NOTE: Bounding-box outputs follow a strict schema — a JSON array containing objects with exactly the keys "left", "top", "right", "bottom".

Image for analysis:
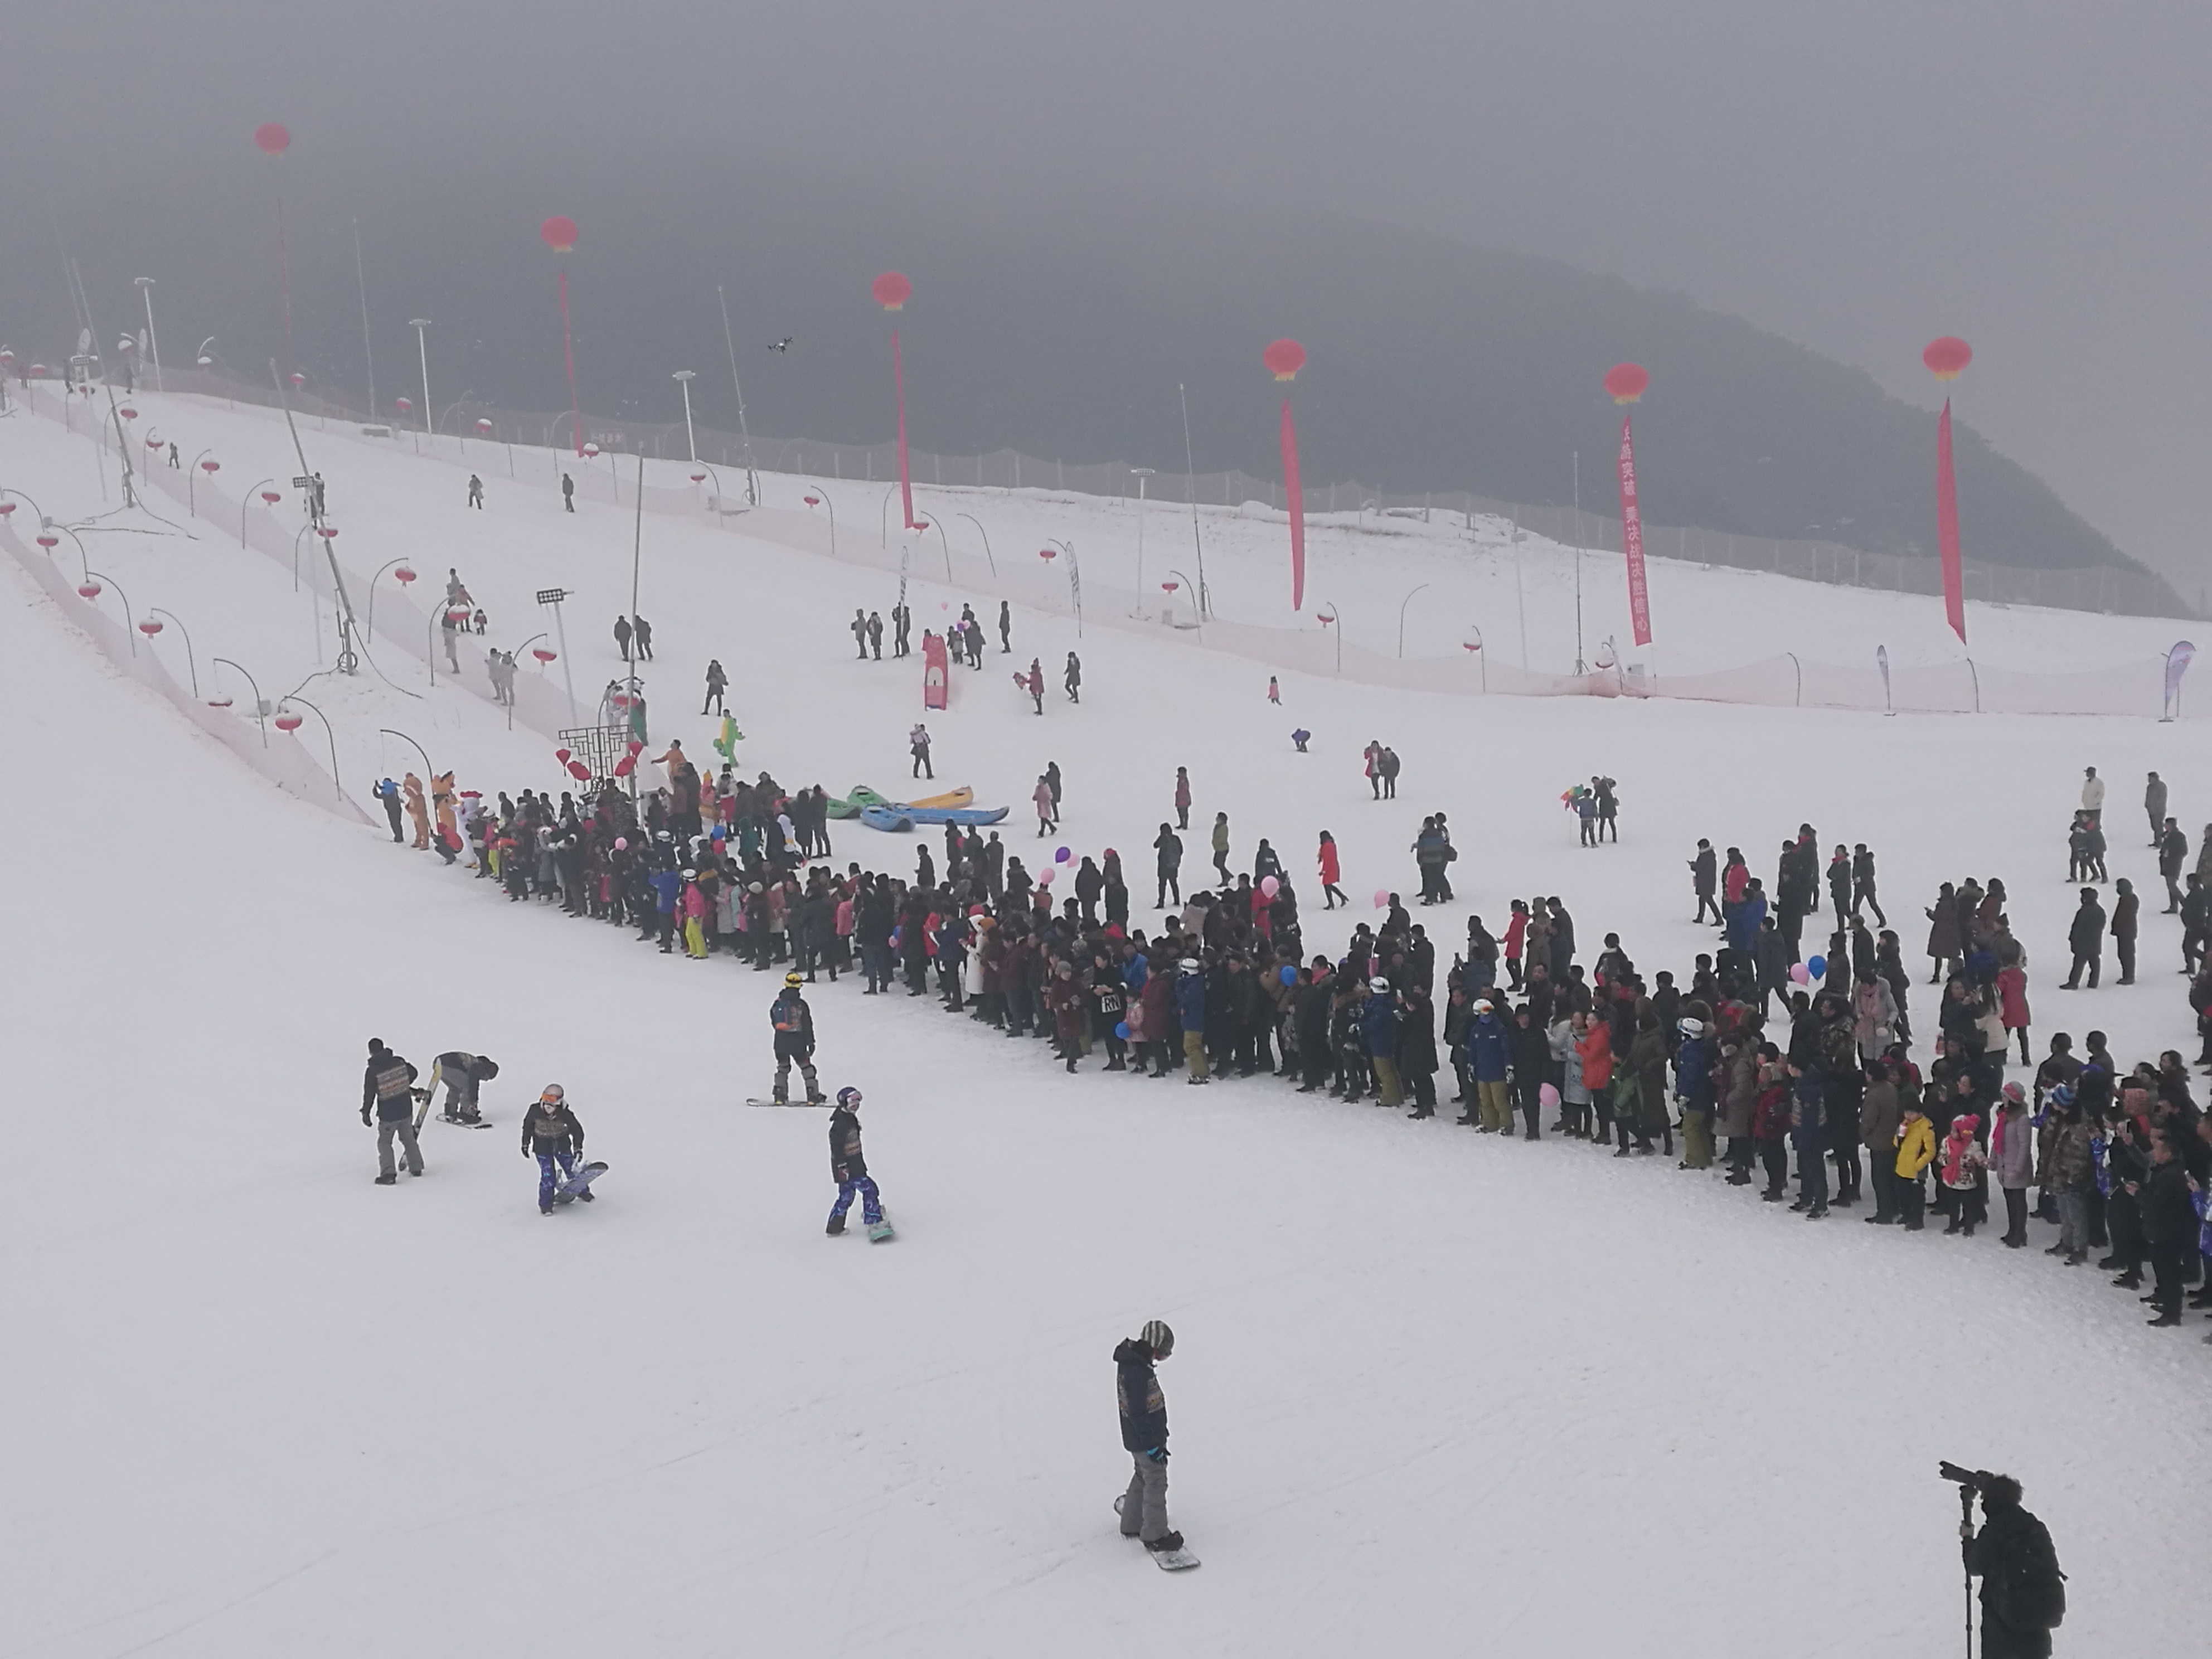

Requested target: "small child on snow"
[
  {"left": 826, "top": 1086, "right": 885, "bottom": 1236},
  {"left": 1894, "top": 1100, "right": 1936, "bottom": 1230},
  {"left": 1939, "top": 1112, "right": 1988, "bottom": 1236}
]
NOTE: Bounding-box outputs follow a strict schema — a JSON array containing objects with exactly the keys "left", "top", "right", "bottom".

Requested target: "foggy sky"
[{"left": 6, "top": 1, "right": 2206, "bottom": 591}]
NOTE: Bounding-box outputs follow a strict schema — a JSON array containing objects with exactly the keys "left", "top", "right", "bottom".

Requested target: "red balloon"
[
  {"left": 1604, "top": 362, "right": 1650, "bottom": 404},
  {"left": 254, "top": 123, "right": 291, "bottom": 156},
  {"left": 1263, "top": 338, "right": 1307, "bottom": 382},
  {"left": 872, "top": 271, "right": 913, "bottom": 311},
  {"left": 1923, "top": 336, "right": 1973, "bottom": 381},
  {"left": 541, "top": 215, "right": 579, "bottom": 253}
]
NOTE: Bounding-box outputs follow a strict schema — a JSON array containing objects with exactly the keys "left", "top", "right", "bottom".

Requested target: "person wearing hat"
[
  {"left": 1360, "top": 977, "right": 1404, "bottom": 1108},
  {"left": 1675, "top": 1018, "right": 1715, "bottom": 1168},
  {"left": 2060, "top": 887, "right": 2104, "bottom": 989},
  {"left": 1961, "top": 1472, "right": 2065, "bottom": 1655},
  {"left": 520, "top": 1084, "right": 587, "bottom": 1215},
  {"left": 361, "top": 1039, "right": 422, "bottom": 1185},
  {"left": 824, "top": 1087, "right": 885, "bottom": 1236},
  {"left": 1174, "top": 959, "right": 1210, "bottom": 1084},
  {"left": 1113, "top": 1320, "right": 1183, "bottom": 1556},
  {"left": 769, "top": 972, "right": 824, "bottom": 1105},
  {"left": 1462, "top": 996, "right": 1510, "bottom": 1131},
  {"left": 428, "top": 1050, "right": 500, "bottom": 1126},
  {"left": 1991, "top": 1084, "right": 2035, "bottom": 1246}
]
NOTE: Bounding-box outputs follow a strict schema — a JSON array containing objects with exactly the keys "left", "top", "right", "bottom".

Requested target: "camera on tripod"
[{"left": 1938, "top": 1460, "right": 1989, "bottom": 1493}]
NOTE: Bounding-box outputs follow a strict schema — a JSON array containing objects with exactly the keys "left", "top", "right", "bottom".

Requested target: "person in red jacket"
[{"left": 1317, "top": 830, "right": 1346, "bottom": 909}]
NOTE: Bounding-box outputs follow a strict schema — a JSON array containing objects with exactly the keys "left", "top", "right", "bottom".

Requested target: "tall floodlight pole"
[
  {"left": 672, "top": 370, "right": 698, "bottom": 462},
  {"left": 717, "top": 285, "right": 760, "bottom": 506},
  {"left": 1131, "top": 467, "right": 1154, "bottom": 614},
  {"left": 352, "top": 222, "right": 377, "bottom": 419},
  {"left": 1572, "top": 449, "right": 1585, "bottom": 674},
  {"left": 133, "top": 279, "right": 162, "bottom": 392},
  {"left": 409, "top": 319, "right": 433, "bottom": 436}
]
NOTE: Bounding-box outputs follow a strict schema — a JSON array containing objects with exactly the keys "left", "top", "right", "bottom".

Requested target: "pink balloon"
[
  {"left": 1789, "top": 963, "right": 1811, "bottom": 985},
  {"left": 1038, "top": 865, "right": 1056, "bottom": 884},
  {"left": 614, "top": 837, "right": 628, "bottom": 850},
  {"left": 1259, "top": 875, "right": 1279, "bottom": 898},
  {"left": 1372, "top": 889, "right": 1390, "bottom": 909},
  {"left": 1539, "top": 1083, "right": 1560, "bottom": 1109}
]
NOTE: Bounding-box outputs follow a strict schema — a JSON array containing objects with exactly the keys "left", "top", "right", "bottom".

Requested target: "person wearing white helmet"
[
  {"left": 1675, "top": 1018, "right": 1716, "bottom": 1170},
  {"left": 520, "top": 1084, "right": 587, "bottom": 1215},
  {"left": 824, "top": 1087, "right": 887, "bottom": 1237},
  {"left": 1360, "top": 977, "right": 1403, "bottom": 1108}
]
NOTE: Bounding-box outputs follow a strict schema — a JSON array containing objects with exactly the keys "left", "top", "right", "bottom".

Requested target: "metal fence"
[{"left": 117, "top": 365, "right": 2190, "bottom": 621}]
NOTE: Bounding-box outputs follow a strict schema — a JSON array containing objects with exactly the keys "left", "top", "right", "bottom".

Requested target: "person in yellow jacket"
[
  {"left": 1894, "top": 1102, "right": 1937, "bottom": 1231},
  {"left": 402, "top": 772, "right": 431, "bottom": 850}
]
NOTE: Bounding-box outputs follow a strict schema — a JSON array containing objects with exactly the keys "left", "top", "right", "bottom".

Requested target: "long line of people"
[{"left": 404, "top": 761, "right": 2212, "bottom": 1341}]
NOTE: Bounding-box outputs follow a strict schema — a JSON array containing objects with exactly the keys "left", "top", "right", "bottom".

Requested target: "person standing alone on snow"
[
  {"left": 2080, "top": 764, "right": 2104, "bottom": 824},
  {"left": 561, "top": 473, "right": 575, "bottom": 512},
  {"left": 1114, "top": 1321, "right": 1185, "bottom": 1558},
  {"left": 361, "top": 1039, "right": 421, "bottom": 1185},
  {"left": 520, "top": 1084, "right": 588, "bottom": 1215},
  {"left": 824, "top": 1086, "right": 884, "bottom": 1235},
  {"left": 1173, "top": 766, "right": 1192, "bottom": 830},
  {"left": 702, "top": 658, "right": 727, "bottom": 715},
  {"left": 770, "top": 972, "right": 824, "bottom": 1105},
  {"left": 1065, "top": 652, "right": 1082, "bottom": 702},
  {"left": 467, "top": 474, "right": 484, "bottom": 509},
  {"left": 910, "top": 723, "right": 933, "bottom": 780}
]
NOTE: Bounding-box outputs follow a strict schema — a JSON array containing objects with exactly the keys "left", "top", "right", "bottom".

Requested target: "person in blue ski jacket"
[
  {"left": 1463, "top": 999, "right": 1512, "bottom": 1131},
  {"left": 1360, "top": 978, "right": 1404, "bottom": 1107},
  {"left": 1675, "top": 1022, "right": 1715, "bottom": 1167},
  {"left": 1174, "top": 960, "right": 1210, "bottom": 1083},
  {"left": 1729, "top": 883, "right": 1769, "bottom": 958},
  {"left": 649, "top": 864, "right": 683, "bottom": 953}
]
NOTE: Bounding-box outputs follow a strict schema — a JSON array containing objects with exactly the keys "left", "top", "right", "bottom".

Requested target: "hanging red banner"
[
  {"left": 1281, "top": 399, "right": 1305, "bottom": 610},
  {"left": 1617, "top": 414, "right": 1652, "bottom": 647},
  {"left": 1936, "top": 399, "right": 1966, "bottom": 643}
]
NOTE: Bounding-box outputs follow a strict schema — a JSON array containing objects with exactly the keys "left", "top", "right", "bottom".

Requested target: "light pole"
[
  {"left": 881, "top": 484, "right": 901, "bottom": 549},
  {"left": 1131, "top": 467, "right": 1155, "bottom": 613},
  {"left": 1317, "top": 600, "right": 1342, "bottom": 672},
  {"left": 48, "top": 523, "right": 92, "bottom": 583},
  {"left": 1397, "top": 583, "right": 1430, "bottom": 658},
  {"left": 1042, "top": 538, "right": 1081, "bottom": 637},
  {"left": 148, "top": 607, "right": 198, "bottom": 693},
  {"left": 134, "top": 278, "right": 162, "bottom": 392},
  {"left": 536, "top": 586, "right": 579, "bottom": 721},
  {"left": 409, "top": 319, "right": 433, "bottom": 436},
  {"left": 716, "top": 285, "right": 760, "bottom": 505},
  {"left": 672, "top": 370, "right": 698, "bottom": 462},
  {"left": 379, "top": 728, "right": 434, "bottom": 782},
  {"left": 1571, "top": 449, "right": 1585, "bottom": 674},
  {"left": 188, "top": 450, "right": 218, "bottom": 515},
  {"left": 1462, "top": 623, "right": 1487, "bottom": 692},
  {"left": 211, "top": 657, "right": 269, "bottom": 745},
  {"left": 278, "top": 694, "right": 343, "bottom": 798},
  {"left": 803, "top": 488, "right": 837, "bottom": 557},
  {"left": 1511, "top": 523, "right": 1530, "bottom": 671},
  {"left": 365, "top": 557, "right": 418, "bottom": 642},
  {"left": 240, "top": 478, "right": 277, "bottom": 547},
  {"left": 81, "top": 570, "right": 137, "bottom": 653},
  {"left": 912, "top": 512, "right": 954, "bottom": 581},
  {"left": 292, "top": 522, "right": 317, "bottom": 591},
  {"left": 953, "top": 512, "right": 997, "bottom": 578}
]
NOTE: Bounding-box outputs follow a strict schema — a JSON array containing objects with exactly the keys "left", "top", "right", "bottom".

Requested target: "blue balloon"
[
  {"left": 1114, "top": 1021, "right": 1131, "bottom": 1040},
  {"left": 1807, "top": 954, "right": 1827, "bottom": 978},
  {"left": 1279, "top": 964, "right": 1298, "bottom": 987}
]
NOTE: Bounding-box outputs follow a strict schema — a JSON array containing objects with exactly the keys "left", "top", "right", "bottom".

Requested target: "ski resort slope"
[{"left": 4, "top": 395, "right": 2211, "bottom": 1656}]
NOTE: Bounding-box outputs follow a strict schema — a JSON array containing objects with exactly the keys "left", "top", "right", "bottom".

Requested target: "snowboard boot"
[
  {"left": 1143, "top": 1531, "right": 1185, "bottom": 1554},
  {"left": 826, "top": 1213, "right": 847, "bottom": 1236},
  {"left": 540, "top": 1204, "right": 554, "bottom": 1215}
]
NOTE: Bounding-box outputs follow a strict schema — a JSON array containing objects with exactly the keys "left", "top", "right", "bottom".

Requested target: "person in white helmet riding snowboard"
[
  {"left": 521, "top": 1084, "right": 589, "bottom": 1215},
  {"left": 825, "top": 1086, "right": 891, "bottom": 1239},
  {"left": 1114, "top": 1320, "right": 1196, "bottom": 1568}
]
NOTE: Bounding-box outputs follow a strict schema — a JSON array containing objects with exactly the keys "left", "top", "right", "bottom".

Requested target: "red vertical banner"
[
  {"left": 1617, "top": 414, "right": 1652, "bottom": 647},
  {"left": 1936, "top": 399, "right": 1966, "bottom": 643},
  {"left": 1280, "top": 400, "right": 1305, "bottom": 610},
  {"left": 541, "top": 217, "right": 584, "bottom": 455}
]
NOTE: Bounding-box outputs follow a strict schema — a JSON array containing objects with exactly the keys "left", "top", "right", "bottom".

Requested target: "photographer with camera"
[{"left": 1945, "top": 1463, "right": 2065, "bottom": 1657}]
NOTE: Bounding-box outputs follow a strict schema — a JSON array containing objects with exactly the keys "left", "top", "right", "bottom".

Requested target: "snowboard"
[
  {"left": 1152, "top": 1548, "right": 1201, "bottom": 1572},
  {"left": 745, "top": 1098, "right": 829, "bottom": 1108},
  {"left": 438, "top": 1112, "right": 493, "bottom": 1129},
  {"left": 867, "top": 1217, "right": 895, "bottom": 1243},
  {"left": 410, "top": 1087, "right": 434, "bottom": 1133},
  {"left": 552, "top": 1161, "right": 608, "bottom": 1205}
]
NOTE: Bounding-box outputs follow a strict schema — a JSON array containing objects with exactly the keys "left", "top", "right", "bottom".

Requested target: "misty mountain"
[{"left": 4, "top": 157, "right": 2144, "bottom": 585}]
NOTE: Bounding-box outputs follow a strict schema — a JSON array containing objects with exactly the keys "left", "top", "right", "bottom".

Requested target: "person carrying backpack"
[{"left": 1961, "top": 1472, "right": 2064, "bottom": 1657}]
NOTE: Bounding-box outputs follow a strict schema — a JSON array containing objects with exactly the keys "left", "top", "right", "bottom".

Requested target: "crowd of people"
[{"left": 391, "top": 750, "right": 2212, "bottom": 1339}]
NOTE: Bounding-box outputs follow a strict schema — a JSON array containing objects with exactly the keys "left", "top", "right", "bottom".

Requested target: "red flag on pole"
[
  {"left": 1936, "top": 399, "right": 1966, "bottom": 643},
  {"left": 1617, "top": 415, "right": 1652, "bottom": 647}
]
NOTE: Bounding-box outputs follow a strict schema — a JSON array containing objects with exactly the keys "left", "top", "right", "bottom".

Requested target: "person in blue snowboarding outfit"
[
  {"left": 1113, "top": 1320, "right": 1185, "bottom": 1557},
  {"left": 824, "top": 1086, "right": 883, "bottom": 1235},
  {"left": 521, "top": 1084, "right": 589, "bottom": 1215}
]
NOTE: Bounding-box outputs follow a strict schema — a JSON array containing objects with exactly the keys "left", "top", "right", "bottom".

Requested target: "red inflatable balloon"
[
  {"left": 872, "top": 271, "right": 913, "bottom": 311},
  {"left": 1923, "top": 336, "right": 1973, "bottom": 381},
  {"left": 1263, "top": 338, "right": 1307, "bottom": 382},
  {"left": 541, "top": 215, "right": 579, "bottom": 253},
  {"left": 254, "top": 123, "right": 291, "bottom": 156},
  {"left": 1604, "top": 362, "right": 1650, "bottom": 404}
]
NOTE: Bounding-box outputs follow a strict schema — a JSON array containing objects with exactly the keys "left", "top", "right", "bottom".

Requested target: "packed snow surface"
[{"left": 3, "top": 393, "right": 2208, "bottom": 1656}]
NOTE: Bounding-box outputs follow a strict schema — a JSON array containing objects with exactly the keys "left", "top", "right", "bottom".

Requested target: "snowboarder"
[
  {"left": 770, "top": 971, "right": 823, "bottom": 1105},
  {"left": 1065, "top": 651, "right": 1082, "bottom": 703},
  {"left": 1114, "top": 1320, "right": 1187, "bottom": 1560},
  {"left": 561, "top": 473, "right": 575, "bottom": 512},
  {"left": 429, "top": 1050, "right": 501, "bottom": 1124},
  {"left": 910, "top": 722, "right": 933, "bottom": 780},
  {"left": 466, "top": 474, "right": 484, "bottom": 509},
  {"left": 702, "top": 658, "right": 727, "bottom": 715},
  {"left": 824, "top": 1086, "right": 886, "bottom": 1236},
  {"left": 361, "top": 1039, "right": 421, "bottom": 1184},
  {"left": 520, "top": 1084, "right": 589, "bottom": 1215}
]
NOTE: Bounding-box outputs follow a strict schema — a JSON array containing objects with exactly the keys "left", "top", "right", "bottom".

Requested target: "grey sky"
[{"left": 7, "top": 1, "right": 2206, "bottom": 589}]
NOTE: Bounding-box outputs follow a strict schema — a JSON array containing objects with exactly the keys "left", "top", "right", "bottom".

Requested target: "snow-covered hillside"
[{"left": 3, "top": 390, "right": 2208, "bottom": 1657}]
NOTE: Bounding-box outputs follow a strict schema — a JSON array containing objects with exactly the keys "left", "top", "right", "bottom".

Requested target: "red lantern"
[
  {"left": 555, "top": 748, "right": 573, "bottom": 764},
  {"left": 139, "top": 619, "right": 164, "bottom": 636},
  {"left": 275, "top": 712, "right": 304, "bottom": 732},
  {"left": 200, "top": 459, "right": 220, "bottom": 473},
  {"left": 1317, "top": 613, "right": 1334, "bottom": 627},
  {"left": 804, "top": 495, "right": 822, "bottom": 507},
  {"left": 626, "top": 739, "right": 645, "bottom": 755},
  {"left": 395, "top": 397, "right": 413, "bottom": 412},
  {"left": 567, "top": 760, "right": 592, "bottom": 781},
  {"left": 1263, "top": 338, "right": 1307, "bottom": 382},
  {"left": 541, "top": 215, "right": 579, "bottom": 254},
  {"left": 0, "top": 350, "right": 11, "bottom": 365},
  {"left": 1603, "top": 362, "right": 1650, "bottom": 404},
  {"left": 289, "top": 372, "right": 305, "bottom": 387},
  {"left": 1161, "top": 581, "right": 1178, "bottom": 592},
  {"left": 207, "top": 697, "right": 234, "bottom": 709},
  {"left": 317, "top": 526, "right": 338, "bottom": 539},
  {"left": 30, "top": 363, "right": 46, "bottom": 377},
  {"left": 912, "top": 518, "right": 930, "bottom": 531},
  {"left": 254, "top": 122, "right": 291, "bottom": 157},
  {"left": 1039, "top": 546, "right": 1057, "bottom": 560},
  {"left": 77, "top": 581, "right": 102, "bottom": 599},
  {"left": 394, "top": 567, "right": 417, "bottom": 585},
  {"left": 582, "top": 442, "right": 601, "bottom": 458},
  {"left": 476, "top": 417, "right": 494, "bottom": 433},
  {"left": 145, "top": 436, "right": 163, "bottom": 450},
  {"left": 36, "top": 533, "right": 59, "bottom": 549},
  {"left": 1923, "top": 336, "right": 1973, "bottom": 381},
  {"left": 260, "top": 490, "right": 281, "bottom": 504},
  {"left": 610, "top": 692, "right": 632, "bottom": 710},
  {"left": 872, "top": 271, "right": 913, "bottom": 312},
  {"left": 690, "top": 472, "right": 707, "bottom": 484},
  {"left": 532, "top": 647, "right": 557, "bottom": 663},
  {"left": 613, "top": 755, "right": 636, "bottom": 778},
  {"left": 0, "top": 501, "right": 13, "bottom": 516},
  {"left": 119, "top": 406, "right": 137, "bottom": 421}
]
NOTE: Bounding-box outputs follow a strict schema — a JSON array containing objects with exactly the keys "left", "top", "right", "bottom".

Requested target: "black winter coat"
[{"left": 1114, "top": 1339, "right": 1168, "bottom": 1452}]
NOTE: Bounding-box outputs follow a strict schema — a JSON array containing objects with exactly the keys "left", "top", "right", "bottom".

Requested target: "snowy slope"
[{"left": 3, "top": 394, "right": 2210, "bottom": 1657}]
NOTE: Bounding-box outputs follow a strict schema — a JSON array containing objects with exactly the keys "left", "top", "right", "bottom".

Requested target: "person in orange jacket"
[{"left": 402, "top": 772, "right": 431, "bottom": 850}]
